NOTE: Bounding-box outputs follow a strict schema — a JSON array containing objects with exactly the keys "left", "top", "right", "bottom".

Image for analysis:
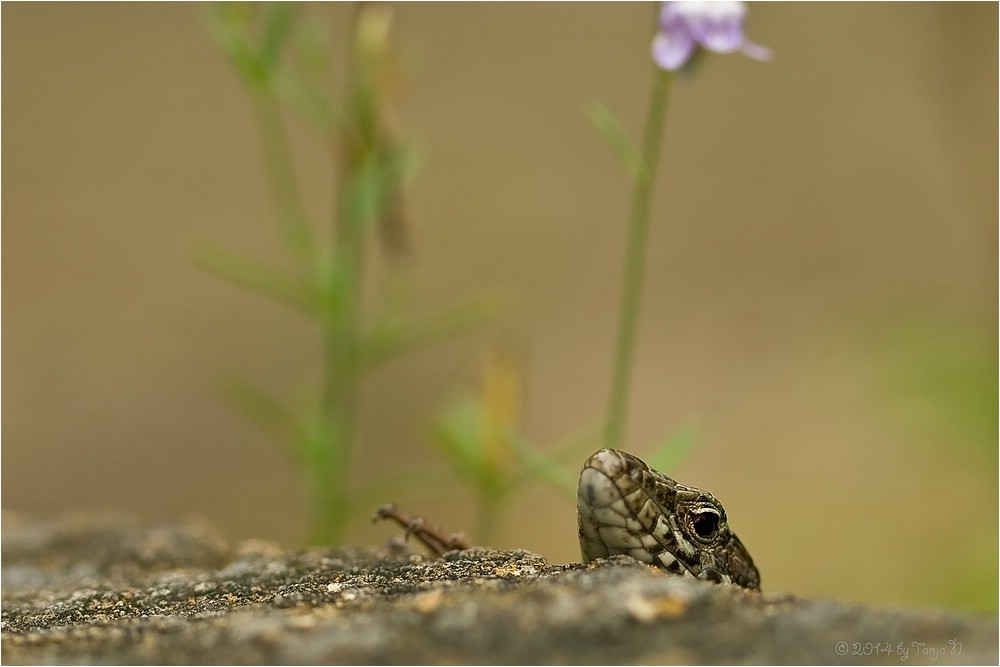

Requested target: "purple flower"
[{"left": 652, "top": 1, "right": 771, "bottom": 72}]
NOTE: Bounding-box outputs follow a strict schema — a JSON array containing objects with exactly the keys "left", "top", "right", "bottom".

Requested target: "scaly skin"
[{"left": 577, "top": 448, "right": 760, "bottom": 590}]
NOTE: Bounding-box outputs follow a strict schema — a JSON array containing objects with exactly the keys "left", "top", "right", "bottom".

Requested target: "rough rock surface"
[{"left": 1, "top": 512, "right": 996, "bottom": 665}]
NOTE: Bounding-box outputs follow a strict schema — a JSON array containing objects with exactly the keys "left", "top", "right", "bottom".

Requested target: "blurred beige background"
[{"left": 3, "top": 3, "right": 996, "bottom": 613}]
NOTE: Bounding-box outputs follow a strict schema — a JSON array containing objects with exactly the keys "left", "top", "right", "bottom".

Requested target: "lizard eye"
[{"left": 691, "top": 510, "right": 721, "bottom": 540}]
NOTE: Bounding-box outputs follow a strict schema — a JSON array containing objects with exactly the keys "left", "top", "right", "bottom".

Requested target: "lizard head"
[{"left": 577, "top": 448, "right": 761, "bottom": 591}]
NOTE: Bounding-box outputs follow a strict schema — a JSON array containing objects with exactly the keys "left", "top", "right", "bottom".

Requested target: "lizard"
[
  {"left": 374, "top": 447, "right": 760, "bottom": 591},
  {"left": 577, "top": 448, "right": 760, "bottom": 590}
]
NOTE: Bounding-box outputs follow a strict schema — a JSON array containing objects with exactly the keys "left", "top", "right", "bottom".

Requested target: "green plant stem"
[
  {"left": 306, "top": 424, "right": 348, "bottom": 545},
  {"left": 602, "top": 69, "right": 674, "bottom": 451},
  {"left": 250, "top": 86, "right": 353, "bottom": 545},
  {"left": 308, "top": 167, "right": 367, "bottom": 546},
  {"left": 251, "top": 93, "right": 314, "bottom": 261},
  {"left": 306, "top": 4, "right": 388, "bottom": 546}
]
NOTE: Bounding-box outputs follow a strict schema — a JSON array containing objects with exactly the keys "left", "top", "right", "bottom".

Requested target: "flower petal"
[
  {"left": 652, "top": 29, "right": 696, "bottom": 71},
  {"left": 691, "top": 14, "right": 746, "bottom": 53},
  {"left": 652, "top": 1, "right": 769, "bottom": 70},
  {"left": 740, "top": 40, "right": 772, "bottom": 62}
]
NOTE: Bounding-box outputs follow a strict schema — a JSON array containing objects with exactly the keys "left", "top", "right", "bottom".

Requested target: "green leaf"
[
  {"left": 205, "top": 4, "right": 267, "bottom": 89},
  {"left": 430, "top": 394, "right": 485, "bottom": 474},
  {"left": 429, "top": 394, "right": 506, "bottom": 498},
  {"left": 270, "top": 13, "right": 338, "bottom": 136},
  {"left": 644, "top": 423, "right": 699, "bottom": 474},
  {"left": 275, "top": 71, "right": 337, "bottom": 137},
  {"left": 258, "top": 4, "right": 296, "bottom": 77},
  {"left": 585, "top": 101, "right": 642, "bottom": 181},
  {"left": 361, "top": 291, "right": 507, "bottom": 370},
  {"left": 343, "top": 148, "right": 400, "bottom": 230},
  {"left": 194, "top": 245, "right": 318, "bottom": 315},
  {"left": 219, "top": 372, "right": 303, "bottom": 460},
  {"left": 509, "top": 431, "right": 577, "bottom": 499}
]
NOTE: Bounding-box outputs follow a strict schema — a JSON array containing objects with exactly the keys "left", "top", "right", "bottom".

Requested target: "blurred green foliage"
[
  {"left": 203, "top": 3, "right": 497, "bottom": 544},
  {"left": 203, "top": 3, "right": 707, "bottom": 547},
  {"left": 866, "top": 313, "right": 997, "bottom": 612}
]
